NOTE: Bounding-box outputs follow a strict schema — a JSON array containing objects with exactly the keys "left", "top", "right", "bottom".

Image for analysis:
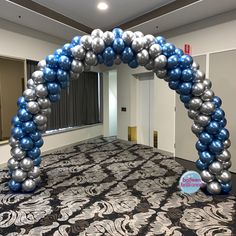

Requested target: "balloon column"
[{"left": 7, "top": 28, "right": 232, "bottom": 194}]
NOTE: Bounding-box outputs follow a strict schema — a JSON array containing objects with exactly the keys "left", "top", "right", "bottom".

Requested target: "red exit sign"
[{"left": 184, "top": 44, "right": 191, "bottom": 55}]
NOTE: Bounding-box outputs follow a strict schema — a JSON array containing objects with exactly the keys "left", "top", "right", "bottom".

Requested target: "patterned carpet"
[{"left": 0, "top": 137, "right": 235, "bottom": 236}]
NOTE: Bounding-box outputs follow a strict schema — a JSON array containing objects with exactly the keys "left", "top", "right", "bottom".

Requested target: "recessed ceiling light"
[{"left": 97, "top": 2, "right": 108, "bottom": 10}]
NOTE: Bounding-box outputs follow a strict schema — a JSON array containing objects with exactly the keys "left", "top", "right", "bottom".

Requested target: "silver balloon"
[
  {"left": 34, "top": 176, "right": 42, "bottom": 186},
  {"left": 223, "top": 139, "right": 231, "bottom": 149},
  {"left": 23, "top": 88, "right": 37, "bottom": 101},
  {"left": 37, "top": 98, "right": 51, "bottom": 109},
  {"left": 71, "top": 45, "right": 86, "bottom": 60},
  {"left": 134, "top": 31, "right": 144, "bottom": 38},
  {"left": 188, "top": 109, "right": 199, "bottom": 120},
  {"left": 11, "top": 147, "right": 26, "bottom": 161},
  {"left": 209, "top": 161, "right": 223, "bottom": 175},
  {"left": 188, "top": 98, "right": 202, "bottom": 111},
  {"left": 217, "top": 170, "right": 231, "bottom": 183},
  {"left": 216, "top": 149, "right": 231, "bottom": 162},
  {"left": 27, "top": 79, "right": 35, "bottom": 89},
  {"left": 26, "top": 101, "right": 40, "bottom": 114},
  {"left": 102, "top": 31, "right": 114, "bottom": 45},
  {"left": 9, "top": 137, "right": 20, "bottom": 148},
  {"left": 84, "top": 63, "right": 91, "bottom": 72},
  {"left": 20, "top": 158, "right": 34, "bottom": 171},
  {"left": 80, "top": 35, "right": 92, "bottom": 50},
  {"left": 37, "top": 59, "right": 46, "bottom": 71},
  {"left": 91, "top": 28, "right": 103, "bottom": 38},
  {"left": 114, "top": 55, "right": 121, "bottom": 65},
  {"left": 7, "top": 158, "right": 19, "bottom": 170},
  {"left": 200, "top": 102, "right": 215, "bottom": 115},
  {"left": 194, "top": 70, "right": 205, "bottom": 82},
  {"left": 85, "top": 51, "right": 98, "bottom": 66},
  {"left": 28, "top": 166, "right": 41, "bottom": 179},
  {"left": 22, "top": 178, "right": 36, "bottom": 192},
  {"left": 192, "top": 82, "right": 205, "bottom": 96},
  {"left": 144, "top": 60, "right": 154, "bottom": 70},
  {"left": 37, "top": 124, "right": 47, "bottom": 132},
  {"left": 200, "top": 170, "right": 214, "bottom": 183},
  {"left": 32, "top": 70, "right": 45, "bottom": 84},
  {"left": 201, "top": 89, "right": 214, "bottom": 102},
  {"left": 155, "top": 69, "right": 167, "bottom": 79},
  {"left": 143, "top": 34, "right": 155, "bottom": 49},
  {"left": 71, "top": 60, "right": 84, "bottom": 73},
  {"left": 40, "top": 108, "right": 51, "bottom": 117},
  {"left": 33, "top": 114, "right": 47, "bottom": 126},
  {"left": 92, "top": 37, "right": 105, "bottom": 54},
  {"left": 122, "top": 31, "right": 134, "bottom": 45},
  {"left": 35, "top": 84, "right": 48, "bottom": 98},
  {"left": 195, "top": 115, "right": 210, "bottom": 127},
  {"left": 131, "top": 38, "right": 144, "bottom": 52},
  {"left": 136, "top": 49, "right": 149, "bottom": 66},
  {"left": 149, "top": 44, "right": 162, "bottom": 59},
  {"left": 191, "top": 123, "right": 204, "bottom": 135},
  {"left": 154, "top": 55, "right": 167, "bottom": 70},
  {"left": 222, "top": 160, "right": 232, "bottom": 170},
  {"left": 12, "top": 169, "right": 27, "bottom": 182},
  {"left": 203, "top": 79, "right": 212, "bottom": 89},
  {"left": 207, "top": 181, "right": 221, "bottom": 194},
  {"left": 191, "top": 61, "right": 200, "bottom": 70}
]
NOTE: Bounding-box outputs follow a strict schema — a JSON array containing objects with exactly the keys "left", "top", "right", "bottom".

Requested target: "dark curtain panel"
[{"left": 26, "top": 60, "right": 38, "bottom": 80}]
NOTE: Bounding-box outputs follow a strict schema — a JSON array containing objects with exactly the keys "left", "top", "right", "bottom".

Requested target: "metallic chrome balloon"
[
  {"left": 92, "top": 37, "right": 105, "bottom": 54},
  {"left": 201, "top": 89, "right": 214, "bottom": 102},
  {"left": 143, "top": 34, "right": 155, "bottom": 49},
  {"left": 71, "top": 60, "right": 84, "bottom": 73},
  {"left": 34, "top": 176, "right": 42, "bottom": 186},
  {"left": 40, "top": 108, "right": 51, "bottom": 117},
  {"left": 154, "top": 55, "right": 167, "bottom": 70},
  {"left": 136, "top": 49, "right": 149, "bottom": 66},
  {"left": 191, "top": 61, "right": 199, "bottom": 70},
  {"left": 37, "top": 98, "right": 51, "bottom": 109},
  {"left": 223, "top": 139, "right": 231, "bottom": 149},
  {"left": 203, "top": 79, "right": 212, "bottom": 89},
  {"left": 131, "top": 38, "right": 144, "bottom": 52},
  {"left": 149, "top": 44, "right": 162, "bottom": 59},
  {"left": 33, "top": 114, "right": 47, "bottom": 126},
  {"left": 9, "top": 137, "right": 20, "bottom": 148},
  {"left": 200, "top": 170, "right": 214, "bottom": 183},
  {"left": 7, "top": 158, "right": 19, "bottom": 170},
  {"left": 191, "top": 123, "right": 204, "bottom": 135},
  {"left": 195, "top": 115, "right": 210, "bottom": 127},
  {"left": 102, "top": 31, "right": 114, "bottom": 45},
  {"left": 194, "top": 70, "right": 205, "bottom": 82},
  {"left": 11, "top": 147, "right": 26, "bottom": 161},
  {"left": 12, "top": 169, "right": 27, "bottom": 182},
  {"left": 71, "top": 45, "right": 86, "bottom": 60},
  {"left": 217, "top": 170, "right": 231, "bottom": 183},
  {"left": 84, "top": 63, "right": 91, "bottom": 72},
  {"left": 91, "top": 28, "right": 103, "bottom": 38},
  {"left": 27, "top": 79, "right": 35, "bottom": 89},
  {"left": 122, "top": 31, "right": 134, "bottom": 45},
  {"left": 20, "top": 158, "right": 34, "bottom": 171},
  {"left": 144, "top": 59, "right": 154, "bottom": 70},
  {"left": 222, "top": 160, "right": 232, "bottom": 170},
  {"left": 26, "top": 101, "right": 40, "bottom": 114},
  {"left": 37, "top": 124, "right": 47, "bottom": 132},
  {"left": 188, "top": 98, "right": 202, "bottom": 111},
  {"left": 32, "top": 70, "right": 45, "bottom": 84},
  {"left": 28, "top": 166, "right": 41, "bottom": 179},
  {"left": 80, "top": 35, "right": 92, "bottom": 50},
  {"left": 134, "top": 31, "right": 144, "bottom": 38},
  {"left": 114, "top": 55, "right": 121, "bottom": 65},
  {"left": 216, "top": 149, "right": 231, "bottom": 162},
  {"left": 209, "top": 161, "right": 223, "bottom": 175},
  {"left": 85, "top": 51, "right": 98, "bottom": 66},
  {"left": 37, "top": 59, "right": 46, "bottom": 71},
  {"left": 200, "top": 102, "right": 215, "bottom": 115},
  {"left": 192, "top": 82, "right": 205, "bottom": 96},
  {"left": 188, "top": 109, "right": 199, "bottom": 120},
  {"left": 23, "top": 88, "right": 37, "bottom": 101},
  {"left": 35, "top": 84, "right": 48, "bottom": 98},
  {"left": 22, "top": 178, "right": 36, "bottom": 192},
  {"left": 207, "top": 181, "right": 221, "bottom": 194},
  {"left": 155, "top": 69, "right": 167, "bottom": 79}
]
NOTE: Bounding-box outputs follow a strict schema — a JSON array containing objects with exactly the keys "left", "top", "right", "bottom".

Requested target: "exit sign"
[{"left": 184, "top": 44, "right": 191, "bottom": 55}]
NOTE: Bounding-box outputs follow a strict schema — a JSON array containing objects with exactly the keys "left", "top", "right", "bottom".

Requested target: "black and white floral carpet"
[{"left": 0, "top": 137, "right": 235, "bottom": 236}]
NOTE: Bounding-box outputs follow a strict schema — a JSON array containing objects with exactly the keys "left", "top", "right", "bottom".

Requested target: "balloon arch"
[{"left": 8, "top": 28, "right": 232, "bottom": 195}]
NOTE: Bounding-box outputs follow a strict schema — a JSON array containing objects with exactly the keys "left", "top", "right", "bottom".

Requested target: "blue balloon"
[
  {"left": 179, "top": 55, "right": 193, "bottom": 69},
  {"left": 175, "top": 48, "right": 184, "bottom": 57},
  {"left": 11, "top": 127, "right": 25, "bottom": 140},
  {"left": 212, "top": 96, "right": 222, "bottom": 108},
  {"left": 206, "top": 121, "right": 220, "bottom": 135},
  {"left": 49, "top": 93, "right": 60, "bottom": 103},
  {"left": 196, "top": 159, "right": 208, "bottom": 170},
  {"left": 162, "top": 43, "right": 175, "bottom": 56},
  {"left": 112, "top": 38, "right": 125, "bottom": 54},
  {"left": 184, "top": 103, "right": 189, "bottom": 109},
  {"left": 167, "top": 55, "right": 179, "bottom": 69},
  {"left": 112, "top": 28, "right": 123, "bottom": 38},
  {"left": 181, "top": 69, "right": 193, "bottom": 82},
  {"left": 199, "top": 151, "right": 214, "bottom": 164},
  {"left": 199, "top": 132, "right": 213, "bottom": 145},
  {"left": 58, "top": 55, "right": 71, "bottom": 71},
  {"left": 34, "top": 138, "right": 44, "bottom": 148},
  {"left": 22, "top": 121, "right": 36, "bottom": 134},
  {"left": 11, "top": 116, "right": 22, "bottom": 127},
  {"left": 71, "top": 35, "right": 81, "bottom": 46},
  {"left": 33, "top": 156, "right": 42, "bottom": 166},
  {"left": 28, "top": 147, "right": 41, "bottom": 159},
  {"left": 54, "top": 48, "right": 63, "bottom": 57},
  {"left": 218, "top": 118, "right": 227, "bottom": 128},
  {"left": 57, "top": 69, "right": 69, "bottom": 83},
  {"left": 60, "top": 81, "right": 70, "bottom": 89},
  {"left": 128, "top": 59, "right": 139, "bottom": 68},
  {"left": 217, "top": 128, "right": 229, "bottom": 141},
  {"left": 178, "top": 82, "right": 192, "bottom": 95},
  {"left": 30, "top": 131, "right": 42, "bottom": 142},
  {"left": 62, "top": 43, "right": 72, "bottom": 57},
  {"left": 97, "top": 54, "right": 104, "bottom": 64},
  {"left": 155, "top": 36, "right": 166, "bottom": 45},
  {"left": 46, "top": 54, "right": 58, "bottom": 68},
  {"left": 221, "top": 182, "right": 232, "bottom": 194},
  {"left": 103, "top": 47, "right": 115, "bottom": 63},
  {"left": 167, "top": 68, "right": 182, "bottom": 81},
  {"left": 8, "top": 179, "right": 21, "bottom": 192},
  {"left": 209, "top": 139, "right": 224, "bottom": 154},
  {"left": 20, "top": 137, "right": 34, "bottom": 151},
  {"left": 104, "top": 60, "right": 114, "bottom": 67},
  {"left": 212, "top": 108, "right": 225, "bottom": 121},
  {"left": 43, "top": 67, "right": 56, "bottom": 82},
  {"left": 180, "top": 94, "right": 191, "bottom": 103},
  {"left": 18, "top": 108, "right": 32, "bottom": 122},
  {"left": 168, "top": 80, "right": 180, "bottom": 90},
  {"left": 121, "top": 47, "right": 134, "bottom": 63},
  {"left": 47, "top": 82, "right": 61, "bottom": 95},
  {"left": 196, "top": 140, "right": 208, "bottom": 152},
  {"left": 17, "top": 97, "right": 26, "bottom": 108}
]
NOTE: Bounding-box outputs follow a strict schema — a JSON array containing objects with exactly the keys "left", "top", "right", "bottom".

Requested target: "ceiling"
[{"left": 1, "top": 0, "right": 236, "bottom": 42}]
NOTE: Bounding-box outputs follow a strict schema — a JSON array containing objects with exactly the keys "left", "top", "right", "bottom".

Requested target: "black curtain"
[{"left": 26, "top": 59, "right": 38, "bottom": 80}]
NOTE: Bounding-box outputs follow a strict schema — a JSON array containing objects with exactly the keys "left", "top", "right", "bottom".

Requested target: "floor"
[{"left": 0, "top": 137, "right": 235, "bottom": 236}]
